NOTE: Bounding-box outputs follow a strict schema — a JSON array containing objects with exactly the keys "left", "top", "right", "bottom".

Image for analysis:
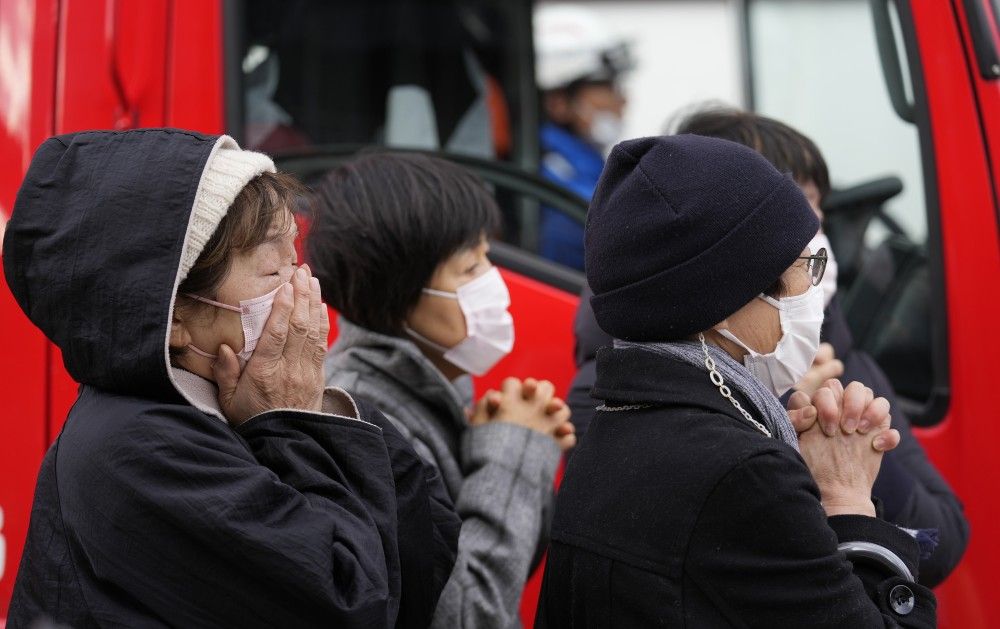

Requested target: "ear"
[{"left": 169, "top": 307, "right": 192, "bottom": 351}]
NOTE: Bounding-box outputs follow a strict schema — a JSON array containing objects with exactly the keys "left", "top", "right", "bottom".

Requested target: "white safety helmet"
[{"left": 534, "top": 4, "right": 634, "bottom": 91}]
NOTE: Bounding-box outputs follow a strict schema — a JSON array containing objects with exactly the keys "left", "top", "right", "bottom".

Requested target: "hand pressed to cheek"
[
  {"left": 171, "top": 220, "right": 298, "bottom": 379},
  {"left": 213, "top": 265, "right": 329, "bottom": 425}
]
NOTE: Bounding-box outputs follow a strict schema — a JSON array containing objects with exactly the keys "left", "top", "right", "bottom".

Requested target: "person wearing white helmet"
[{"left": 534, "top": 3, "right": 634, "bottom": 270}]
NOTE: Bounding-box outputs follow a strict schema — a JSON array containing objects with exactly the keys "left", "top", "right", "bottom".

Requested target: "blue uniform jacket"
[{"left": 539, "top": 123, "right": 605, "bottom": 270}]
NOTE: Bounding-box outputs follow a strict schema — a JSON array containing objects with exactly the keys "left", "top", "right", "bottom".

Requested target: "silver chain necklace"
[
  {"left": 596, "top": 402, "right": 652, "bottom": 412},
  {"left": 595, "top": 338, "right": 773, "bottom": 438},
  {"left": 698, "top": 334, "right": 772, "bottom": 438}
]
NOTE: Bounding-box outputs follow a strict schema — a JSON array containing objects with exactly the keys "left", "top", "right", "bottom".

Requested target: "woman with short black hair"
[
  {"left": 308, "top": 152, "right": 574, "bottom": 629},
  {"left": 309, "top": 153, "right": 502, "bottom": 339}
]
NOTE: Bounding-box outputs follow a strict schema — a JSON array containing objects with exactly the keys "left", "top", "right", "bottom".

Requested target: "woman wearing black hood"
[
  {"left": 2, "top": 129, "right": 460, "bottom": 628},
  {"left": 536, "top": 135, "right": 936, "bottom": 627}
]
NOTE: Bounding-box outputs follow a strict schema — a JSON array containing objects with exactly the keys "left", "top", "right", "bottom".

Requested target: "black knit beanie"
[{"left": 586, "top": 134, "right": 820, "bottom": 341}]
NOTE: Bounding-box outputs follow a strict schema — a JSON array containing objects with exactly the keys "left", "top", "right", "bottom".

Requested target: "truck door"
[
  {"left": 0, "top": 0, "right": 226, "bottom": 617},
  {"left": 745, "top": 0, "right": 1000, "bottom": 625}
]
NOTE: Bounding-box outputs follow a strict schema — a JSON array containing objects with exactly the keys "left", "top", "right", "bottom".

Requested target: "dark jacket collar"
[{"left": 593, "top": 345, "right": 765, "bottom": 428}]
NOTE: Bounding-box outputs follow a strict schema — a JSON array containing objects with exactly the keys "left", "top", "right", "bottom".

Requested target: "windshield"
[{"left": 231, "top": 0, "right": 536, "bottom": 166}]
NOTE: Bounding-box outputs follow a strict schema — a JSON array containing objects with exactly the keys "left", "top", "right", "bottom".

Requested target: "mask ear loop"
[
  {"left": 422, "top": 288, "right": 459, "bottom": 299},
  {"left": 759, "top": 283, "right": 822, "bottom": 310},
  {"left": 403, "top": 325, "right": 453, "bottom": 354},
  {"left": 183, "top": 293, "right": 242, "bottom": 312},
  {"left": 179, "top": 294, "right": 239, "bottom": 359},
  {"left": 409, "top": 285, "right": 460, "bottom": 349},
  {"left": 186, "top": 344, "right": 219, "bottom": 360},
  {"left": 716, "top": 328, "right": 761, "bottom": 357}
]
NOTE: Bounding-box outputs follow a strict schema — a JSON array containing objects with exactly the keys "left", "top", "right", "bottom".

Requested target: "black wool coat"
[
  {"left": 537, "top": 346, "right": 936, "bottom": 628},
  {"left": 568, "top": 287, "right": 968, "bottom": 587}
]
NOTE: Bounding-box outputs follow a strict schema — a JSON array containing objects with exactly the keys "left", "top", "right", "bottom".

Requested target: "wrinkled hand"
[
  {"left": 795, "top": 379, "right": 901, "bottom": 517},
  {"left": 213, "top": 265, "right": 328, "bottom": 426},
  {"left": 786, "top": 390, "right": 818, "bottom": 434},
  {"left": 469, "top": 377, "right": 576, "bottom": 451},
  {"left": 793, "top": 343, "right": 844, "bottom": 397},
  {"left": 787, "top": 380, "right": 896, "bottom": 444}
]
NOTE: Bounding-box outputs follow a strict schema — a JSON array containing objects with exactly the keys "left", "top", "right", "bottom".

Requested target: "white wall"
[
  {"left": 539, "top": 0, "right": 745, "bottom": 139},
  {"left": 750, "top": 0, "right": 926, "bottom": 241},
  {"left": 536, "top": 0, "right": 927, "bottom": 242}
]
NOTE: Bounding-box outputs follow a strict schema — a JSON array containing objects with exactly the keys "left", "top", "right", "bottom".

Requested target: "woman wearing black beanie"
[{"left": 535, "top": 135, "right": 936, "bottom": 627}]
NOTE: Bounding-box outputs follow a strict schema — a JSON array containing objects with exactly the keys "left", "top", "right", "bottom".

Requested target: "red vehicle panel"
[
  {"left": 905, "top": 2, "right": 1000, "bottom": 626},
  {"left": 1, "top": 1, "right": 999, "bottom": 626},
  {"left": 478, "top": 269, "right": 578, "bottom": 625},
  {"left": 0, "top": 0, "right": 59, "bottom": 615},
  {"left": 166, "top": 0, "right": 224, "bottom": 132}
]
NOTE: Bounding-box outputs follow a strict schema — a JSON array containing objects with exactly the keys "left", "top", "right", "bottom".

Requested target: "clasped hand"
[
  {"left": 469, "top": 378, "right": 577, "bottom": 451},
  {"left": 786, "top": 379, "right": 901, "bottom": 517}
]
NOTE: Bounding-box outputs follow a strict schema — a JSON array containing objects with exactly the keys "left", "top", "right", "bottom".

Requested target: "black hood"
[{"left": 3, "top": 129, "right": 228, "bottom": 400}]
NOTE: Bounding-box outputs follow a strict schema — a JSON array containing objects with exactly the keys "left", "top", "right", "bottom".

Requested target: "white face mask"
[
  {"left": 808, "top": 231, "right": 838, "bottom": 307},
  {"left": 717, "top": 283, "right": 825, "bottom": 397},
  {"left": 183, "top": 283, "right": 283, "bottom": 366},
  {"left": 406, "top": 267, "right": 515, "bottom": 376},
  {"left": 586, "top": 110, "right": 624, "bottom": 149}
]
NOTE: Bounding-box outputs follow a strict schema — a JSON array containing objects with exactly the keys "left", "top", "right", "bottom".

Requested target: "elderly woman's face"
[
  {"left": 171, "top": 211, "right": 299, "bottom": 380},
  {"left": 713, "top": 246, "right": 814, "bottom": 359}
]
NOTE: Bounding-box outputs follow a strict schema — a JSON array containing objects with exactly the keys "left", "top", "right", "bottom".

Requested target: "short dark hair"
[
  {"left": 307, "top": 152, "right": 502, "bottom": 336},
  {"left": 673, "top": 106, "right": 831, "bottom": 201}
]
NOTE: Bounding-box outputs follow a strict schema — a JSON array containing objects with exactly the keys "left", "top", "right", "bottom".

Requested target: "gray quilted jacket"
[{"left": 326, "top": 318, "right": 560, "bottom": 629}]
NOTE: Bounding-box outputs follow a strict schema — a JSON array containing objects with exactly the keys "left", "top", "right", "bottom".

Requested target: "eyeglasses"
[{"left": 798, "top": 248, "right": 828, "bottom": 287}]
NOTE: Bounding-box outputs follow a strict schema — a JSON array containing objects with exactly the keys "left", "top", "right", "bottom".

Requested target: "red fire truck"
[{"left": 1, "top": 1, "right": 998, "bottom": 627}]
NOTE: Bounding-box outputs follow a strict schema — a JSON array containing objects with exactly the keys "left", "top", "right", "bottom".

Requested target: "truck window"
[
  {"left": 230, "top": 0, "right": 535, "bottom": 165},
  {"left": 230, "top": 0, "right": 556, "bottom": 253},
  {"left": 746, "top": 0, "right": 946, "bottom": 424}
]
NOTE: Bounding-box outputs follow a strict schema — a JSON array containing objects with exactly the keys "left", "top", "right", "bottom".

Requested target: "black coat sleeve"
[
  {"left": 357, "top": 402, "right": 463, "bottom": 628},
  {"left": 229, "top": 409, "right": 403, "bottom": 627},
  {"left": 686, "top": 449, "right": 936, "bottom": 628},
  {"left": 60, "top": 402, "right": 447, "bottom": 629}
]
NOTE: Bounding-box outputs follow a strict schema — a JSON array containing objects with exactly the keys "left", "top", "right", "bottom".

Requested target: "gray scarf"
[{"left": 613, "top": 338, "right": 800, "bottom": 452}]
